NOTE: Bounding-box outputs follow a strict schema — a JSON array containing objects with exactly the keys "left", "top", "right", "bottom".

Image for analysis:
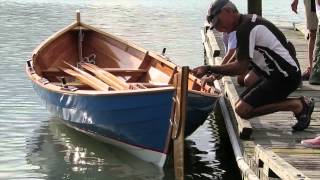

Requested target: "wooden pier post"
[
  {"left": 172, "top": 66, "right": 189, "bottom": 180},
  {"left": 248, "top": 0, "right": 262, "bottom": 16}
]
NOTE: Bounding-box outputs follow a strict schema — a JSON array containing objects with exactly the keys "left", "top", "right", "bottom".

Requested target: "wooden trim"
[
  {"left": 32, "top": 22, "right": 79, "bottom": 62},
  {"left": 203, "top": 28, "right": 253, "bottom": 139},
  {"left": 222, "top": 74, "right": 253, "bottom": 139},
  {"left": 168, "top": 67, "right": 178, "bottom": 84},
  {"left": 172, "top": 66, "right": 189, "bottom": 180},
  {"left": 41, "top": 68, "right": 148, "bottom": 77},
  {"left": 51, "top": 81, "right": 90, "bottom": 88},
  {"left": 76, "top": 10, "right": 80, "bottom": 23},
  {"left": 103, "top": 68, "right": 148, "bottom": 76},
  {"left": 128, "top": 82, "right": 169, "bottom": 88}
]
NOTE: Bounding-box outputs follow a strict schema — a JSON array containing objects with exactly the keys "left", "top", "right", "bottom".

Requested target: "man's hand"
[
  {"left": 213, "top": 74, "right": 223, "bottom": 80},
  {"left": 291, "top": 0, "right": 298, "bottom": 14},
  {"left": 191, "top": 65, "right": 211, "bottom": 78},
  {"left": 200, "top": 74, "right": 218, "bottom": 88}
]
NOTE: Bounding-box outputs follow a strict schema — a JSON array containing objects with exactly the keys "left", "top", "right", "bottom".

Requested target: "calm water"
[{"left": 0, "top": 0, "right": 305, "bottom": 179}]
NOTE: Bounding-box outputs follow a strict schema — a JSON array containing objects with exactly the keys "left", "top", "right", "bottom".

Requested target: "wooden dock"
[{"left": 202, "top": 24, "right": 320, "bottom": 180}]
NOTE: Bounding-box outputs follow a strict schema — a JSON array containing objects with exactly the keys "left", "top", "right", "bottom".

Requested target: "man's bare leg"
[
  {"left": 235, "top": 98, "right": 302, "bottom": 119},
  {"left": 309, "top": 30, "right": 316, "bottom": 71}
]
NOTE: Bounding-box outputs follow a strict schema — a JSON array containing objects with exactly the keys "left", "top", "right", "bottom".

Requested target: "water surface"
[{"left": 0, "top": 0, "right": 305, "bottom": 179}]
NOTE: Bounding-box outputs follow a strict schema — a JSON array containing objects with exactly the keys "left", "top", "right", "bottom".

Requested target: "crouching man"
[{"left": 194, "top": 0, "right": 314, "bottom": 131}]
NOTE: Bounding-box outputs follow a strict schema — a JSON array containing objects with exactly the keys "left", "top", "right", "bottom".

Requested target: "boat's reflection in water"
[
  {"left": 26, "top": 118, "right": 173, "bottom": 180},
  {"left": 26, "top": 114, "right": 232, "bottom": 180}
]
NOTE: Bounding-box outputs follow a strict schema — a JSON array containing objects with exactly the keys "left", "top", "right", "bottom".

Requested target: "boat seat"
[
  {"left": 127, "top": 51, "right": 151, "bottom": 82},
  {"left": 102, "top": 68, "right": 148, "bottom": 76}
]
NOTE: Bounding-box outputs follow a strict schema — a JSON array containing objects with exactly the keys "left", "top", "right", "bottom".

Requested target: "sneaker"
[
  {"left": 301, "top": 67, "right": 311, "bottom": 81},
  {"left": 292, "top": 96, "right": 315, "bottom": 131},
  {"left": 301, "top": 136, "right": 320, "bottom": 148}
]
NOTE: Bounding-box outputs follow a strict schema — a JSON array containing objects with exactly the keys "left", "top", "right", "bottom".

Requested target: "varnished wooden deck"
[{"left": 203, "top": 24, "right": 320, "bottom": 179}]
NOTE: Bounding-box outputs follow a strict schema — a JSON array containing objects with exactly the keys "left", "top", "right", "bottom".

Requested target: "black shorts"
[{"left": 240, "top": 74, "right": 301, "bottom": 108}]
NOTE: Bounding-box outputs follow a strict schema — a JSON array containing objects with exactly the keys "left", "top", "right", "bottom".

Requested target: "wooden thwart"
[
  {"left": 127, "top": 51, "right": 151, "bottom": 82},
  {"left": 102, "top": 68, "right": 148, "bottom": 76}
]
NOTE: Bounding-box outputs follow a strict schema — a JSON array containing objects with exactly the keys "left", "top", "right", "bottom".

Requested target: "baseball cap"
[{"left": 207, "top": 0, "right": 229, "bottom": 29}]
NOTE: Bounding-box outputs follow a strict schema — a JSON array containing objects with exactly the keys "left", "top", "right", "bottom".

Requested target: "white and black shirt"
[{"left": 236, "top": 14, "right": 300, "bottom": 79}]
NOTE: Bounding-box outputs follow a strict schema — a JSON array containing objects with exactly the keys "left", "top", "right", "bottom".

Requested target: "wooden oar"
[
  {"left": 59, "top": 67, "right": 109, "bottom": 91},
  {"left": 80, "top": 63, "right": 130, "bottom": 90},
  {"left": 172, "top": 66, "right": 188, "bottom": 180}
]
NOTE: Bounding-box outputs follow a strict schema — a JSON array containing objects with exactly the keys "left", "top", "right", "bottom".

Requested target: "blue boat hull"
[
  {"left": 185, "top": 92, "right": 218, "bottom": 136},
  {"left": 33, "top": 83, "right": 175, "bottom": 166},
  {"left": 32, "top": 82, "right": 218, "bottom": 166}
]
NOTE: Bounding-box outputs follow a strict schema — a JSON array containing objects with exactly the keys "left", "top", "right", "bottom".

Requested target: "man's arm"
[
  {"left": 221, "top": 48, "right": 236, "bottom": 65},
  {"left": 209, "top": 58, "right": 248, "bottom": 76}
]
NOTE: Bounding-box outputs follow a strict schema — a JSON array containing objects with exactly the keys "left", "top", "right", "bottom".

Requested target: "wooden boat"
[{"left": 25, "top": 12, "right": 220, "bottom": 167}]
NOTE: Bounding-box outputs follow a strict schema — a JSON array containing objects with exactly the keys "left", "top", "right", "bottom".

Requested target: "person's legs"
[
  {"left": 235, "top": 95, "right": 314, "bottom": 131},
  {"left": 308, "top": 29, "right": 316, "bottom": 70},
  {"left": 309, "top": 26, "right": 320, "bottom": 84},
  {"left": 302, "top": 0, "right": 318, "bottom": 80},
  {"left": 235, "top": 97, "right": 302, "bottom": 119},
  {"left": 243, "top": 70, "right": 260, "bottom": 88},
  {"left": 235, "top": 77, "right": 314, "bottom": 130},
  {"left": 237, "top": 69, "right": 260, "bottom": 87},
  {"left": 313, "top": 26, "right": 320, "bottom": 63}
]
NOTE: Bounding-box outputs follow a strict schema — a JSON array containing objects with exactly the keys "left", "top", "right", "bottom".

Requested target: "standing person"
[
  {"left": 309, "top": 0, "right": 320, "bottom": 84},
  {"left": 300, "top": 0, "right": 320, "bottom": 148},
  {"left": 194, "top": 0, "right": 315, "bottom": 131},
  {"left": 291, "top": 0, "right": 318, "bottom": 80}
]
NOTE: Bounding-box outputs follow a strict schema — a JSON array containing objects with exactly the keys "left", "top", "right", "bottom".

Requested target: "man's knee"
[
  {"left": 235, "top": 101, "right": 253, "bottom": 119},
  {"left": 244, "top": 70, "right": 260, "bottom": 87}
]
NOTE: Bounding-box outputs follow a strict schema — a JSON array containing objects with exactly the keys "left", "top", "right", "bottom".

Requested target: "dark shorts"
[{"left": 240, "top": 74, "right": 301, "bottom": 108}]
